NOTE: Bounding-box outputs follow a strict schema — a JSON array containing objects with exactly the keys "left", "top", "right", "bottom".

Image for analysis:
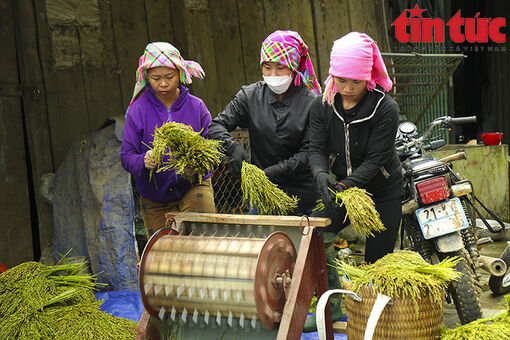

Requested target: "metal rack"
[{"left": 381, "top": 53, "right": 465, "bottom": 129}]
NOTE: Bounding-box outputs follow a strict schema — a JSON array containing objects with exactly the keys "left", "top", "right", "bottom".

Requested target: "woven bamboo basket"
[{"left": 346, "top": 285, "right": 443, "bottom": 340}]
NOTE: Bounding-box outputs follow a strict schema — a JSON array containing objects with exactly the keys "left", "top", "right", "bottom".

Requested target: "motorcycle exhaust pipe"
[{"left": 477, "top": 255, "right": 507, "bottom": 277}]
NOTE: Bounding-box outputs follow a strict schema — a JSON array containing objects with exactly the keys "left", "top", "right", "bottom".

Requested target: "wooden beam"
[
  {"left": 209, "top": 0, "right": 246, "bottom": 117},
  {"left": 1, "top": 0, "right": 34, "bottom": 266},
  {"left": 288, "top": 0, "right": 320, "bottom": 82},
  {"left": 237, "top": 0, "right": 267, "bottom": 85},
  {"left": 82, "top": 0, "right": 124, "bottom": 129},
  {"left": 13, "top": 0, "right": 55, "bottom": 251},
  {"left": 181, "top": 1, "right": 220, "bottom": 115},
  {"left": 170, "top": 212, "right": 331, "bottom": 227},
  {"left": 110, "top": 0, "right": 150, "bottom": 110},
  {"left": 311, "top": 0, "right": 351, "bottom": 82},
  {"left": 32, "top": 0, "right": 90, "bottom": 168},
  {"left": 144, "top": 0, "right": 176, "bottom": 43},
  {"left": 277, "top": 228, "right": 333, "bottom": 339}
]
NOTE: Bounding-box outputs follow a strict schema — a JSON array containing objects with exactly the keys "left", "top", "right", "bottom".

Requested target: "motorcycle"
[{"left": 396, "top": 116, "right": 508, "bottom": 324}]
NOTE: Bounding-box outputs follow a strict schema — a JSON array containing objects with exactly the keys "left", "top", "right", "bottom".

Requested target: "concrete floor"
[{"left": 443, "top": 237, "right": 510, "bottom": 328}]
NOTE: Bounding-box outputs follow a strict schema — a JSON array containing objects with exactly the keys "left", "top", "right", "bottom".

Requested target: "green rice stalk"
[
  {"left": 150, "top": 122, "right": 223, "bottom": 183},
  {"left": 440, "top": 295, "right": 510, "bottom": 339},
  {"left": 0, "top": 261, "right": 136, "bottom": 340},
  {"left": 42, "top": 289, "right": 79, "bottom": 309},
  {"left": 241, "top": 161, "right": 298, "bottom": 215},
  {"left": 337, "top": 250, "right": 461, "bottom": 315},
  {"left": 314, "top": 187, "right": 386, "bottom": 237}
]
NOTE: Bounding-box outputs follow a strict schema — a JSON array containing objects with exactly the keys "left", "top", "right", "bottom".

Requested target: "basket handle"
[
  {"left": 316, "top": 289, "right": 359, "bottom": 340},
  {"left": 363, "top": 293, "right": 392, "bottom": 340},
  {"left": 316, "top": 289, "right": 391, "bottom": 340}
]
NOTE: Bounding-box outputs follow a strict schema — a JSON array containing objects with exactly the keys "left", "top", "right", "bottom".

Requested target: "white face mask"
[{"left": 263, "top": 75, "right": 293, "bottom": 94}]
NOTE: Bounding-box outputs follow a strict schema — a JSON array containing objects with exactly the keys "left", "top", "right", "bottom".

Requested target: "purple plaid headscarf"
[
  {"left": 260, "top": 30, "right": 321, "bottom": 95},
  {"left": 128, "top": 42, "right": 205, "bottom": 108}
]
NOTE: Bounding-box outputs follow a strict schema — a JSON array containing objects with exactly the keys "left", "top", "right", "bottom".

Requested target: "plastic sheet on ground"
[
  {"left": 95, "top": 290, "right": 144, "bottom": 322},
  {"left": 53, "top": 116, "right": 138, "bottom": 291},
  {"left": 301, "top": 313, "right": 348, "bottom": 340}
]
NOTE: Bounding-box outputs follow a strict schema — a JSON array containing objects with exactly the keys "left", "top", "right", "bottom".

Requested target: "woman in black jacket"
[
  {"left": 304, "top": 32, "right": 404, "bottom": 332},
  {"left": 209, "top": 30, "right": 321, "bottom": 216}
]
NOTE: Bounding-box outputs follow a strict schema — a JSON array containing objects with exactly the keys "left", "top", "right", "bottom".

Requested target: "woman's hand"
[
  {"left": 184, "top": 167, "right": 197, "bottom": 177},
  {"left": 144, "top": 150, "right": 157, "bottom": 169}
]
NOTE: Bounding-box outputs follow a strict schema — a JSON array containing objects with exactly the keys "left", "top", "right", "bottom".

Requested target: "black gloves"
[
  {"left": 315, "top": 171, "right": 347, "bottom": 212},
  {"left": 227, "top": 142, "right": 250, "bottom": 176},
  {"left": 264, "top": 164, "right": 285, "bottom": 183},
  {"left": 315, "top": 172, "right": 337, "bottom": 211}
]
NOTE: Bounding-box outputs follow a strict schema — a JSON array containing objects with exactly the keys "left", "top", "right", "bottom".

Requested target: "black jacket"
[
  {"left": 209, "top": 81, "right": 317, "bottom": 213},
  {"left": 309, "top": 87, "right": 403, "bottom": 202}
]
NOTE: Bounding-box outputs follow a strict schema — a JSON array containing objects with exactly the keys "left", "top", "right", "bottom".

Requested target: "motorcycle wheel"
[
  {"left": 446, "top": 251, "right": 482, "bottom": 324},
  {"left": 489, "top": 244, "right": 510, "bottom": 295}
]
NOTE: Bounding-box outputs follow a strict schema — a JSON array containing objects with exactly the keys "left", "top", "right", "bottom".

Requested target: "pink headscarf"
[
  {"left": 260, "top": 30, "right": 321, "bottom": 95},
  {"left": 323, "top": 32, "right": 392, "bottom": 105}
]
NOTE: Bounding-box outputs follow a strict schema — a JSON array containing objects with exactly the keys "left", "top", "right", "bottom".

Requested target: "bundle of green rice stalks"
[
  {"left": 337, "top": 250, "right": 461, "bottom": 314},
  {"left": 150, "top": 121, "right": 223, "bottom": 183},
  {"left": 241, "top": 161, "right": 298, "bottom": 215},
  {"left": 0, "top": 261, "right": 137, "bottom": 340},
  {"left": 441, "top": 295, "right": 510, "bottom": 339},
  {"left": 315, "top": 187, "right": 386, "bottom": 237}
]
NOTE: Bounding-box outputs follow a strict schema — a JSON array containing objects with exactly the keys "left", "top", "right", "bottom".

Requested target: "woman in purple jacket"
[{"left": 121, "top": 42, "right": 215, "bottom": 236}]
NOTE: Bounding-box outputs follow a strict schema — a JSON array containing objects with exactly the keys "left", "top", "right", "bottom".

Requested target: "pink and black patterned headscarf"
[
  {"left": 128, "top": 42, "right": 205, "bottom": 108},
  {"left": 323, "top": 32, "right": 392, "bottom": 105},
  {"left": 260, "top": 30, "right": 321, "bottom": 95}
]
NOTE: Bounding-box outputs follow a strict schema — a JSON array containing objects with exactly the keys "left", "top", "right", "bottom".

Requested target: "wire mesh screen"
[
  {"left": 211, "top": 129, "right": 250, "bottom": 214},
  {"left": 382, "top": 51, "right": 465, "bottom": 141}
]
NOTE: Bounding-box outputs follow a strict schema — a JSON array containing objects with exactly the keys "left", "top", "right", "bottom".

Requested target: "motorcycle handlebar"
[
  {"left": 451, "top": 116, "right": 477, "bottom": 124},
  {"left": 396, "top": 116, "right": 477, "bottom": 152}
]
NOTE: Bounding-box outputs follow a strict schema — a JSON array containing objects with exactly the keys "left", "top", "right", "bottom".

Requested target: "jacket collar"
[
  {"left": 332, "top": 86, "right": 386, "bottom": 124},
  {"left": 146, "top": 84, "right": 190, "bottom": 112},
  {"left": 266, "top": 84, "right": 299, "bottom": 106}
]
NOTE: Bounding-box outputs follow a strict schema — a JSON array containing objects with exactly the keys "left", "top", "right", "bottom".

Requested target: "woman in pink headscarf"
[
  {"left": 304, "top": 32, "right": 404, "bottom": 332},
  {"left": 209, "top": 30, "right": 321, "bottom": 216}
]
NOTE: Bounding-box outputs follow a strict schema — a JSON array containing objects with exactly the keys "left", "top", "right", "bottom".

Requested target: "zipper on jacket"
[
  {"left": 344, "top": 123, "right": 352, "bottom": 176},
  {"left": 331, "top": 88, "right": 386, "bottom": 179}
]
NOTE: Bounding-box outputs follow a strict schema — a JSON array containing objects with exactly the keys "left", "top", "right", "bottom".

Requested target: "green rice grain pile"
[
  {"left": 315, "top": 187, "right": 386, "bottom": 237},
  {"left": 241, "top": 161, "right": 298, "bottom": 215},
  {"left": 150, "top": 121, "right": 223, "bottom": 183},
  {"left": 440, "top": 295, "right": 510, "bottom": 339},
  {"left": 0, "top": 261, "right": 137, "bottom": 340},
  {"left": 337, "top": 250, "right": 461, "bottom": 314}
]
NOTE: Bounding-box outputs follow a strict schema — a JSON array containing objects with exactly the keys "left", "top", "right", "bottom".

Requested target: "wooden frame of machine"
[{"left": 136, "top": 212, "right": 336, "bottom": 340}]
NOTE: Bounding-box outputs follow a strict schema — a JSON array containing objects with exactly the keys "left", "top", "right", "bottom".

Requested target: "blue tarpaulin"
[
  {"left": 95, "top": 290, "right": 144, "bottom": 322},
  {"left": 53, "top": 117, "right": 138, "bottom": 291},
  {"left": 301, "top": 314, "right": 348, "bottom": 340},
  {"left": 93, "top": 294, "right": 349, "bottom": 338}
]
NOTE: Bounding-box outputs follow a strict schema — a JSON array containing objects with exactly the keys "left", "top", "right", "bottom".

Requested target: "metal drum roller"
[{"left": 139, "top": 229, "right": 297, "bottom": 330}]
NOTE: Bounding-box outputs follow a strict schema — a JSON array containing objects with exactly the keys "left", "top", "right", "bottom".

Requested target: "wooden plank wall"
[
  {"left": 0, "top": 0, "right": 35, "bottom": 267},
  {"left": 31, "top": 0, "right": 389, "bottom": 168},
  {"left": 3, "top": 0, "right": 390, "bottom": 265}
]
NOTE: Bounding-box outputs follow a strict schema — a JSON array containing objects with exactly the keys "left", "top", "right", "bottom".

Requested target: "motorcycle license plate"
[{"left": 415, "top": 197, "right": 469, "bottom": 239}]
